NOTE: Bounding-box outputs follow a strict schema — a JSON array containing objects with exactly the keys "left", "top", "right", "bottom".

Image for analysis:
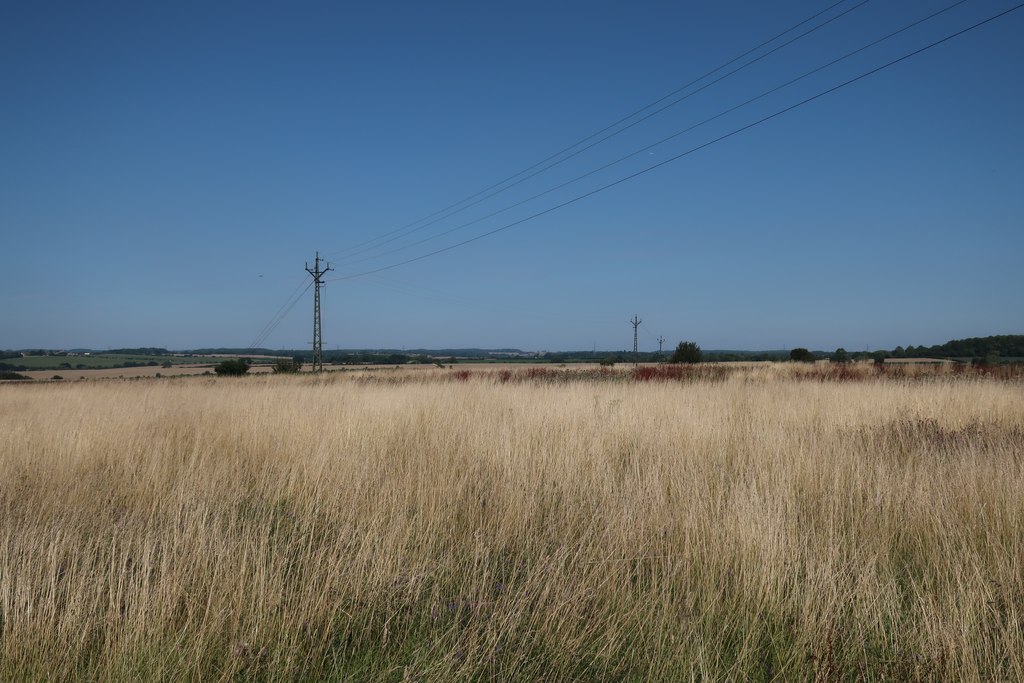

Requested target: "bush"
[
  {"left": 0, "top": 371, "right": 30, "bottom": 380},
  {"left": 669, "top": 341, "right": 702, "bottom": 364},
  {"left": 214, "top": 359, "right": 250, "bottom": 376},
  {"left": 832, "top": 348, "right": 850, "bottom": 364},
  {"left": 272, "top": 359, "right": 302, "bottom": 374},
  {"left": 789, "top": 348, "right": 814, "bottom": 363}
]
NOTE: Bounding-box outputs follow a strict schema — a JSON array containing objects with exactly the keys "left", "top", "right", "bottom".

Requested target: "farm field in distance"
[
  {"left": 9, "top": 360, "right": 601, "bottom": 382},
  {"left": 3, "top": 352, "right": 297, "bottom": 381},
  {"left": 1, "top": 364, "right": 1022, "bottom": 680},
  {"left": 2, "top": 353, "right": 258, "bottom": 370}
]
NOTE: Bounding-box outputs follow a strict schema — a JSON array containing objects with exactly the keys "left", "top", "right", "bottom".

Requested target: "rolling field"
[{"left": 1, "top": 364, "right": 1022, "bottom": 680}]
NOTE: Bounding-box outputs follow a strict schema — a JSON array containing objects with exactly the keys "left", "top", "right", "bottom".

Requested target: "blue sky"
[{"left": 2, "top": 0, "right": 1021, "bottom": 352}]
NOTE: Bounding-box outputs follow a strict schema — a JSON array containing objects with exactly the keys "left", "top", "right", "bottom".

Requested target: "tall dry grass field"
[{"left": 1, "top": 365, "right": 1022, "bottom": 680}]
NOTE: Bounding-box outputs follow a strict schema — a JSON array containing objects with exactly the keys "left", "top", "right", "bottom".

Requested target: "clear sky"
[{"left": 2, "top": 0, "right": 1022, "bottom": 352}]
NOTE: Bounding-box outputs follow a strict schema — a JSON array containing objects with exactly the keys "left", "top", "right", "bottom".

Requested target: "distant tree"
[
  {"left": 670, "top": 341, "right": 702, "bottom": 364},
  {"left": 832, "top": 348, "right": 850, "bottom": 363},
  {"left": 161, "top": 360, "right": 173, "bottom": 368},
  {"left": 599, "top": 356, "right": 617, "bottom": 367},
  {"left": 789, "top": 348, "right": 814, "bottom": 363},
  {"left": 214, "top": 359, "right": 250, "bottom": 376}
]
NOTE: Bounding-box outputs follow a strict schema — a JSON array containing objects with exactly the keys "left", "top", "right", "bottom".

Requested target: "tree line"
[{"left": 4, "top": 335, "right": 1020, "bottom": 373}]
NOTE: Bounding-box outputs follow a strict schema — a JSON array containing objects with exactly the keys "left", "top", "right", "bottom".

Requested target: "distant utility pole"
[
  {"left": 658, "top": 335, "right": 666, "bottom": 361},
  {"left": 631, "top": 315, "right": 642, "bottom": 366},
  {"left": 305, "top": 252, "right": 333, "bottom": 373}
]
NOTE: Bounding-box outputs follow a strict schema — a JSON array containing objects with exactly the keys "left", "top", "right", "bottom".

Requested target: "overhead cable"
[
  {"left": 334, "top": 0, "right": 971, "bottom": 269},
  {"left": 326, "top": 0, "right": 860, "bottom": 260},
  {"left": 326, "top": 3, "right": 1023, "bottom": 283},
  {"left": 331, "top": 0, "right": 874, "bottom": 265},
  {"left": 247, "top": 277, "right": 313, "bottom": 350}
]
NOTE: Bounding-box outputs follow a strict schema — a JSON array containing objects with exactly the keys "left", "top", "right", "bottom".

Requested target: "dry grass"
[{"left": 1, "top": 365, "right": 1022, "bottom": 680}]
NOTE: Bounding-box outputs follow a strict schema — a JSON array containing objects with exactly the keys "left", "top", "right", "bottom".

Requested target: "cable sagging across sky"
[
  {"left": 330, "top": 0, "right": 972, "bottom": 271},
  {"left": 325, "top": 2, "right": 1024, "bottom": 284},
  {"left": 324, "top": 0, "right": 865, "bottom": 263}
]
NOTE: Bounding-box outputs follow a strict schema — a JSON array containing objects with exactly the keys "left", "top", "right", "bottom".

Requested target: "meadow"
[{"left": 1, "top": 364, "right": 1021, "bottom": 680}]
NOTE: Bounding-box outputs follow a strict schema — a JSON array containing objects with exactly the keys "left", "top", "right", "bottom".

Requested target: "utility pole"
[
  {"left": 305, "top": 252, "right": 333, "bottom": 373},
  {"left": 658, "top": 335, "right": 666, "bottom": 361},
  {"left": 631, "top": 315, "right": 642, "bottom": 366}
]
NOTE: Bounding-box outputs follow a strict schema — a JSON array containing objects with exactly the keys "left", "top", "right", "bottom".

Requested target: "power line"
[
  {"left": 329, "top": 0, "right": 872, "bottom": 266},
  {"left": 249, "top": 281, "right": 312, "bottom": 351},
  {"left": 331, "top": 0, "right": 967, "bottom": 270},
  {"left": 247, "top": 276, "right": 311, "bottom": 349},
  {"left": 325, "top": 0, "right": 858, "bottom": 261},
  {"left": 326, "top": 2, "right": 1022, "bottom": 283},
  {"left": 247, "top": 277, "right": 312, "bottom": 351}
]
